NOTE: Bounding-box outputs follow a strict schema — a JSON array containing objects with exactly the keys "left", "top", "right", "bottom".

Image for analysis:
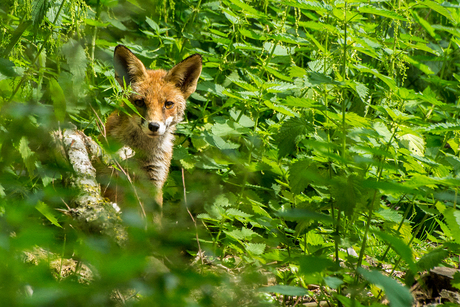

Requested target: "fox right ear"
[{"left": 114, "top": 45, "right": 147, "bottom": 88}]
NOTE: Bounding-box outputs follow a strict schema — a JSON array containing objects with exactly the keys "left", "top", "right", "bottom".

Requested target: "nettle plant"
[{"left": 1, "top": 0, "right": 460, "bottom": 305}]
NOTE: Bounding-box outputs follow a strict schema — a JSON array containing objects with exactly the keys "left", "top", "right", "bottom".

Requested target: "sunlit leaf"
[
  {"left": 358, "top": 5, "right": 407, "bottom": 21},
  {"left": 36, "top": 201, "right": 62, "bottom": 228}
]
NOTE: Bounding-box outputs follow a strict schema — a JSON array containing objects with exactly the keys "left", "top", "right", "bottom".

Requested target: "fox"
[{"left": 102, "top": 45, "right": 202, "bottom": 208}]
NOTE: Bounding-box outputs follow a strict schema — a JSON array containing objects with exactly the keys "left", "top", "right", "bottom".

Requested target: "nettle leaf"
[
  {"left": 402, "top": 54, "right": 435, "bottom": 75},
  {"left": 245, "top": 243, "right": 265, "bottom": 255},
  {"left": 298, "top": 255, "right": 337, "bottom": 275},
  {"left": 398, "top": 133, "right": 425, "bottom": 156},
  {"left": 416, "top": 248, "right": 448, "bottom": 271},
  {"left": 412, "top": 10, "right": 437, "bottom": 38},
  {"left": 331, "top": 175, "right": 360, "bottom": 217},
  {"left": 358, "top": 268, "right": 413, "bottom": 307},
  {"left": 32, "top": 0, "right": 50, "bottom": 27},
  {"left": 0, "top": 58, "right": 23, "bottom": 80},
  {"left": 444, "top": 208, "right": 460, "bottom": 243},
  {"left": 289, "top": 159, "right": 324, "bottom": 194},
  {"left": 49, "top": 78, "right": 66, "bottom": 122},
  {"left": 358, "top": 5, "right": 407, "bottom": 21},
  {"left": 275, "top": 117, "right": 310, "bottom": 158},
  {"left": 264, "top": 100, "right": 298, "bottom": 117},
  {"left": 62, "top": 39, "right": 88, "bottom": 91},
  {"left": 259, "top": 285, "right": 310, "bottom": 296},
  {"left": 283, "top": 96, "right": 317, "bottom": 108},
  {"left": 145, "top": 17, "right": 160, "bottom": 34},
  {"left": 36, "top": 201, "right": 62, "bottom": 228},
  {"left": 306, "top": 72, "right": 340, "bottom": 86},
  {"left": 226, "top": 208, "right": 252, "bottom": 219},
  {"left": 205, "top": 134, "right": 240, "bottom": 151},
  {"left": 375, "top": 208, "right": 403, "bottom": 223},
  {"left": 452, "top": 272, "right": 460, "bottom": 291},
  {"left": 374, "top": 231, "right": 417, "bottom": 273},
  {"left": 423, "top": 122, "right": 460, "bottom": 134},
  {"left": 227, "top": 0, "right": 264, "bottom": 17},
  {"left": 222, "top": 7, "right": 241, "bottom": 24},
  {"left": 238, "top": 28, "right": 267, "bottom": 40},
  {"left": 18, "top": 137, "right": 36, "bottom": 178},
  {"left": 277, "top": 208, "right": 333, "bottom": 223},
  {"left": 419, "top": 0, "right": 455, "bottom": 24},
  {"left": 346, "top": 80, "right": 369, "bottom": 101},
  {"left": 225, "top": 227, "right": 258, "bottom": 240},
  {"left": 353, "top": 64, "right": 397, "bottom": 90}
]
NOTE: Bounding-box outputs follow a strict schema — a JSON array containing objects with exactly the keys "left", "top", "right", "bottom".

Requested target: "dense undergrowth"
[{"left": 1, "top": 0, "right": 460, "bottom": 306}]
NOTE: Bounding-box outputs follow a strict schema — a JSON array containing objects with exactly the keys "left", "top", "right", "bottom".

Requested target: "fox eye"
[
  {"left": 134, "top": 98, "right": 145, "bottom": 108},
  {"left": 165, "top": 101, "right": 174, "bottom": 109}
]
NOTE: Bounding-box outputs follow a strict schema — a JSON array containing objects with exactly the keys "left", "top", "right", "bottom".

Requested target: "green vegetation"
[{"left": 1, "top": 0, "right": 460, "bottom": 305}]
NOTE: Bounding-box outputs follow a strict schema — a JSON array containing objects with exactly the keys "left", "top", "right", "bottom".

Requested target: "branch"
[{"left": 53, "top": 126, "right": 127, "bottom": 245}]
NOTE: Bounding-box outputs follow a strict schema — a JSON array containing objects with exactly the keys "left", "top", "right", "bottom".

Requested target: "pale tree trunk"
[{"left": 52, "top": 126, "right": 127, "bottom": 245}]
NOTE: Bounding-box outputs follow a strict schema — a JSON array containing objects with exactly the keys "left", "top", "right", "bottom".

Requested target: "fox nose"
[{"left": 148, "top": 122, "right": 160, "bottom": 132}]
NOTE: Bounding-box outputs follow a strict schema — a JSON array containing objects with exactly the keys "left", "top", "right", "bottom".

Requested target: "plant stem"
[
  {"left": 8, "top": 0, "right": 67, "bottom": 103},
  {"left": 356, "top": 124, "right": 398, "bottom": 270}
]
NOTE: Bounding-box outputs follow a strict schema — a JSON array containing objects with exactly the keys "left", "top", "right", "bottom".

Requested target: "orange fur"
[{"left": 102, "top": 45, "right": 202, "bottom": 207}]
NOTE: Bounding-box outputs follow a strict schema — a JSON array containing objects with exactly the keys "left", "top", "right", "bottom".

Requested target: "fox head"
[{"left": 113, "top": 45, "right": 202, "bottom": 138}]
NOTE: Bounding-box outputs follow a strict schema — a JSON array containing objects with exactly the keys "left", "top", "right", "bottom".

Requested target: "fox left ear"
[
  {"left": 114, "top": 45, "right": 148, "bottom": 88},
  {"left": 165, "top": 54, "right": 202, "bottom": 99}
]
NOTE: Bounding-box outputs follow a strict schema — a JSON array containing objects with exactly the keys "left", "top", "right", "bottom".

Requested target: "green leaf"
[
  {"left": 263, "top": 100, "right": 298, "bottom": 117},
  {"left": 49, "top": 78, "right": 66, "bottom": 122},
  {"left": 375, "top": 208, "right": 403, "bottom": 223},
  {"left": 358, "top": 5, "right": 407, "bottom": 21},
  {"left": 324, "top": 276, "right": 343, "bottom": 289},
  {"left": 277, "top": 208, "right": 333, "bottom": 223},
  {"left": 226, "top": 208, "right": 252, "bottom": 218},
  {"left": 0, "top": 184, "right": 5, "bottom": 197},
  {"left": 358, "top": 268, "right": 413, "bottom": 307},
  {"left": 283, "top": 96, "right": 317, "bottom": 108},
  {"left": 36, "top": 201, "right": 62, "bottom": 228},
  {"left": 298, "top": 255, "right": 337, "bottom": 275},
  {"left": 227, "top": 0, "right": 263, "bottom": 17},
  {"left": 452, "top": 272, "right": 460, "bottom": 291},
  {"left": 32, "top": 0, "right": 49, "bottom": 26},
  {"left": 419, "top": 1, "right": 455, "bottom": 24},
  {"left": 245, "top": 243, "right": 265, "bottom": 255},
  {"left": 145, "top": 17, "right": 160, "bottom": 34},
  {"left": 289, "top": 159, "right": 324, "bottom": 194},
  {"left": 374, "top": 231, "right": 417, "bottom": 273},
  {"left": 306, "top": 72, "right": 340, "bottom": 85},
  {"left": 259, "top": 285, "right": 310, "bottom": 296},
  {"left": 18, "top": 137, "right": 36, "bottom": 179},
  {"left": 61, "top": 39, "right": 88, "bottom": 87},
  {"left": 275, "top": 117, "right": 310, "bottom": 158},
  {"left": 346, "top": 80, "right": 369, "bottom": 101},
  {"left": 224, "top": 227, "right": 258, "bottom": 240},
  {"left": 0, "top": 58, "right": 22, "bottom": 80},
  {"left": 412, "top": 10, "right": 437, "bottom": 38},
  {"left": 416, "top": 248, "right": 448, "bottom": 271},
  {"left": 444, "top": 208, "right": 460, "bottom": 243},
  {"left": 205, "top": 134, "right": 240, "bottom": 150},
  {"left": 353, "top": 64, "right": 397, "bottom": 90},
  {"left": 398, "top": 133, "right": 425, "bottom": 156}
]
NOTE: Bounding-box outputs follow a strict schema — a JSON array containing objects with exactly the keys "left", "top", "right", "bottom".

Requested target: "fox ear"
[
  {"left": 165, "top": 54, "right": 202, "bottom": 99},
  {"left": 114, "top": 45, "right": 147, "bottom": 88}
]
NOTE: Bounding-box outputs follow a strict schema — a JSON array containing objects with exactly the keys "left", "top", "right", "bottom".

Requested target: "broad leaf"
[{"left": 358, "top": 268, "right": 413, "bottom": 307}]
